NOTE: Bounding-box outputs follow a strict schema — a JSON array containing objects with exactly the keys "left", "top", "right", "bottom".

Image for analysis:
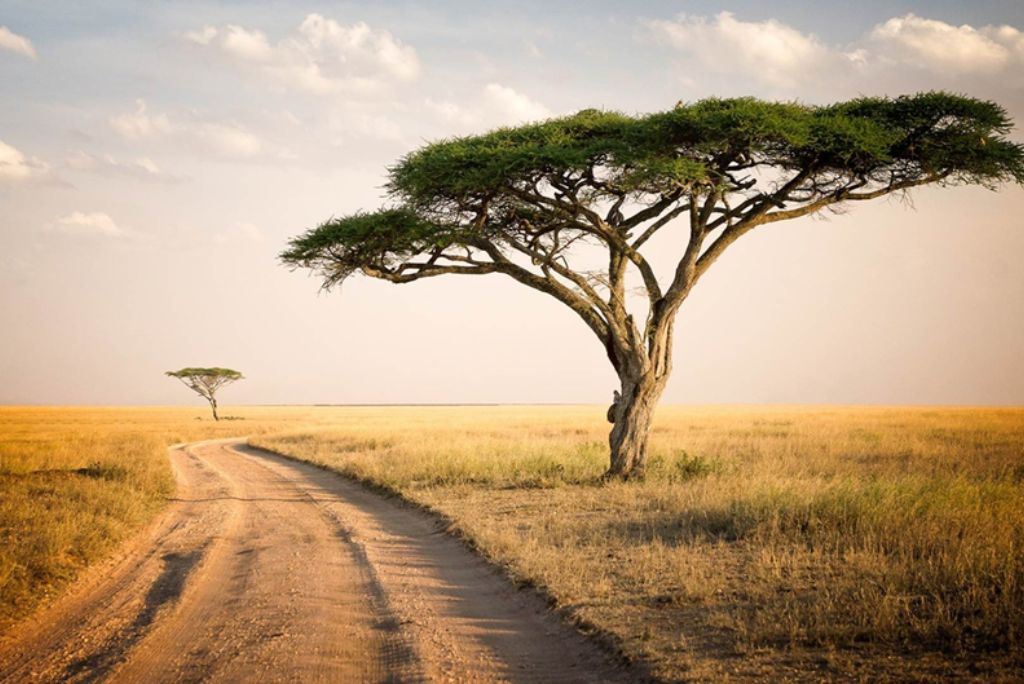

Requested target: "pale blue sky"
[{"left": 2, "top": 2, "right": 1023, "bottom": 405}]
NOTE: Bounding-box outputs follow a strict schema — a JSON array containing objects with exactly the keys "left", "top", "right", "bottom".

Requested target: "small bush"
[
  {"left": 671, "top": 450, "right": 718, "bottom": 482},
  {"left": 79, "top": 462, "right": 131, "bottom": 481}
]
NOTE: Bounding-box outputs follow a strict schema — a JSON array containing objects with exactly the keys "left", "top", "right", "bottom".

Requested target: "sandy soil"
[{"left": 0, "top": 439, "right": 630, "bottom": 683}]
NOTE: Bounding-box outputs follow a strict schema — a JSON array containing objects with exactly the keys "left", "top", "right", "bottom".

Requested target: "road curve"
[{"left": 0, "top": 439, "right": 629, "bottom": 683}]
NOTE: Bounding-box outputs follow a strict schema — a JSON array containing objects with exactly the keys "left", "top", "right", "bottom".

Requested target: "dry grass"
[
  {"left": 0, "top": 405, "right": 340, "bottom": 632},
  {"left": 253, "top": 405, "right": 1024, "bottom": 681},
  {"left": 3, "top": 404, "right": 1022, "bottom": 680}
]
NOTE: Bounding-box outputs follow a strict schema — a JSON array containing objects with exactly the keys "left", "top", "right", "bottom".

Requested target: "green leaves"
[
  {"left": 165, "top": 368, "right": 243, "bottom": 420},
  {"left": 388, "top": 92, "right": 1022, "bottom": 204},
  {"left": 165, "top": 368, "right": 243, "bottom": 381},
  {"left": 165, "top": 367, "right": 243, "bottom": 409},
  {"left": 652, "top": 97, "right": 814, "bottom": 152},
  {"left": 388, "top": 109, "right": 644, "bottom": 202},
  {"left": 282, "top": 92, "right": 1023, "bottom": 287},
  {"left": 818, "top": 93, "right": 1024, "bottom": 183},
  {"left": 281, "top": 208, "right": 468, "bottom": 286}
]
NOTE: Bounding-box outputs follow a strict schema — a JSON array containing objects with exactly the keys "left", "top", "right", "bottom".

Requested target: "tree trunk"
[
  {"left": 606, "top": 369, "right": 667, "bottom": 479},
  {"left": 210, "top": 397, "right": 219, "bottom": 421}
]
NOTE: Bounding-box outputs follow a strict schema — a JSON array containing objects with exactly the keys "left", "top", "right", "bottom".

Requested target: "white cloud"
[
  {"left": 648, "top": 12, "right": 834, "bottom": 88},
  {"left": 50, "top": 212, "right": 126, "bottom": 238},
  {"left": 110, "top": 100, "right": 172, "bottom": 140},
  {"left": 987, "top": 24, "right": 1024, "bottom": 52},
  {"left": 481, "top": 83, "right": 551, "bottom": 122},
  {"left": 647, "top": 11, "right": 1024, "bottom": 97},
  {"left": 0, "top": 139, "right": 48, "bottom": 181},
  {"left": 425, "top": 99, "right": 462, "bottom": 122},
  {"left": 426, "top": 83, "right": 551, "bottom": 133},
  {"left": 219, "top": 25, "right": 273, "bottom": 61},
  {"left": 65, "top": 150, "right": 181, "bottom": 183},
  {"left": 868, "top": 14, "right": 1021, "bottom": 74},
  {"left": 193, "top": 122, "right": 263, "bottom": 157},
  {"left": 109, "top": 100, "right": 279, "bottom": 161},
  {"left": 0, "top": 26, "right": 36, "bottom": 60},
  {"left": 185, "top": 14, "right": 420, "bottom": 95},
  {"left": 184, "top": 25, "right": 217, "bottom": 46}
]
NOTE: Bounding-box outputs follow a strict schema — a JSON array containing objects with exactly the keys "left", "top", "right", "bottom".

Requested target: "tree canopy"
[
  {"left": 282, "top": 92, "right": 1023, "bottom": 476},
  {"left": 283, "top": 92, "right": 1023, "bottom": 291},
  {"left": 165, "top": 367, "right": 244, "bottom": 421}
]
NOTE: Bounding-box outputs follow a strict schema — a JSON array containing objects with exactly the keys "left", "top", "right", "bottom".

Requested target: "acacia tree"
[
  {"left": 165, "top": 367, "right": 244, "bottom": 421},
  {"left": 282, "top": 93, "right": 1023, "bottom": 478}
]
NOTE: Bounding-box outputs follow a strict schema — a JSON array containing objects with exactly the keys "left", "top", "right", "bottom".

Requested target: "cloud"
[
  {"left": 109, "top": 100, "right": 172, "bottom": 140},
  {"left": 647, "top": 11, "right": 1024, "bottom": 95},
  {"left": 192, "top": 121, "right": 264, "bottom": 157},
  {"left": 0, "top": 26, "right": 36, "bottom": 60},
  {"left": 109, "top": 100, "right": 281, "bottom": 161},
  {"left": 867, "top": 14, "right": 1023, "bottom": 74},
  {"left": 205, "top": 24, "right": 272, "bottom": 61},
  {"left": 184, "top": 25, "right": 217, "bottom": 46},
  {"left": 185, "top": 14, "right": 420, "bottom": 94},
  {"left": 50, "top": 212, "right": 126, "bottom": 238},
  {"left": 426, "top": 83, "right": 551, "bottom": 132},
  {"left": 481, "top": 83, "right": 551, "bottom": 122},
  {"left": 0, "top": 139, "right": 49, "bottom": 181},
  {"left": 647, "top": 12, "right": 835, "bottom": 88},
  {"left": 65, "top": 150, "right": 182, "bottom": 183}
]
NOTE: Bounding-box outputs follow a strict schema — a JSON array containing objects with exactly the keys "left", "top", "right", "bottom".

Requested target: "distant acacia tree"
[
  {"left": 165, "top": 367, "right": 243, "bottom": 421},
  {"left": 282, "top": 93, "right": 1023, "bottom": 479}
]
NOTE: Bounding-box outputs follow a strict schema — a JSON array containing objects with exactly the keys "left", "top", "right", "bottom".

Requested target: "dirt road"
[{"left": 0, "top": 439, "right": 630, "bottom": 683}]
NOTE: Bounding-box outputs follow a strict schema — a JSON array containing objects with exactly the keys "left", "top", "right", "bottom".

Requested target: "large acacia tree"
[{"left": 282, "top": 93, "right": 1023, "bottom": 478}]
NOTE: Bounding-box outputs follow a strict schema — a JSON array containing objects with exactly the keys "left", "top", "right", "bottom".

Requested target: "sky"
[{"left": 1, "top": 0, "right": 1023, "bottom": 406}]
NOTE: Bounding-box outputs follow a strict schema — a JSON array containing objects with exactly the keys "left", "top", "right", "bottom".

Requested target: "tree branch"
[{"left": 693, "top": 169, "right": 814, "bottom": 281}]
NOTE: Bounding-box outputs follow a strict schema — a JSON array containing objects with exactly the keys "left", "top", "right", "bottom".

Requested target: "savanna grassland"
[
  {"left": 2, "top": 405, "right": 1022, "bottom": 681},
  {"left": 253, "top": 405, "right": 1024, "bottom": 681}
]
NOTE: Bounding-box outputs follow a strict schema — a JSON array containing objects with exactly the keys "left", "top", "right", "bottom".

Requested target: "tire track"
[{"left": 0, "top": 439, "right": 631, "bottom": 683}]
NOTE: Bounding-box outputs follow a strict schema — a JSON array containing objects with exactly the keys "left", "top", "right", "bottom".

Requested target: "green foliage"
[
  {"left": 672, "top": 450, "right": 719, "bottom": 481},
  {"left": 165, "top": 367, "right": 243, "bottom": 381},
  {"left": 165, "top": 367, "right": 244, "bottom": 407},
  {"left": 282, "top": 92, "right": 1024, "bottom": 286},
  {"left": 388, "top": 108, "right": 681, "bottom": 200},
  {"left": 280, "top": 209, "right": 467, "bottom": 287},
  {"left": 819, "top": 92, "right": 1024, "bottom": 182},
  {"left": 647, "top": 449, "right": 720, "bottom": 482}
]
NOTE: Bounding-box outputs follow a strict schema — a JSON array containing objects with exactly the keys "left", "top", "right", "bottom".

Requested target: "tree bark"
[
  {"left": 210, "top": 397, "right": 219, "bottom": 421},
  {"left": 606, "top": 368, "right": 667, "bottom": 479}
]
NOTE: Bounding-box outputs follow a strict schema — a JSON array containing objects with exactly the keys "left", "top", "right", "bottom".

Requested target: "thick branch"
[
  {"left": 503, "top": 235, "right": 614, "bottom": 320},
  {"left": 620, "top": 192, "right": 683, "bottom": 230},
  {"left": 693, "top": 169, "right": 815, "bottom": 281},
  {"left": 757, "top": 172, "right": 947, "bottom": 226},
  {"left": 694, "top": 172, "right": 947, "bottom": 282},
  {"left": 364, "top": 263, "right": 499, "bottom": 281},
  {"left": 630, "top": 204, "right": 690, "bottom": 250},
  {"left": 467, "top": 239, "right": 615, "bottom": 350}
]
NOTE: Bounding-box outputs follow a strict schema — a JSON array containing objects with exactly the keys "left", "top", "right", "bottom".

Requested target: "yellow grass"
[
  {"left": 253, "top": 405, "right": 1024, "bottom": 680},
  {"left": 2, "top": 405, "right": 1022, "bottom": 680}
]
